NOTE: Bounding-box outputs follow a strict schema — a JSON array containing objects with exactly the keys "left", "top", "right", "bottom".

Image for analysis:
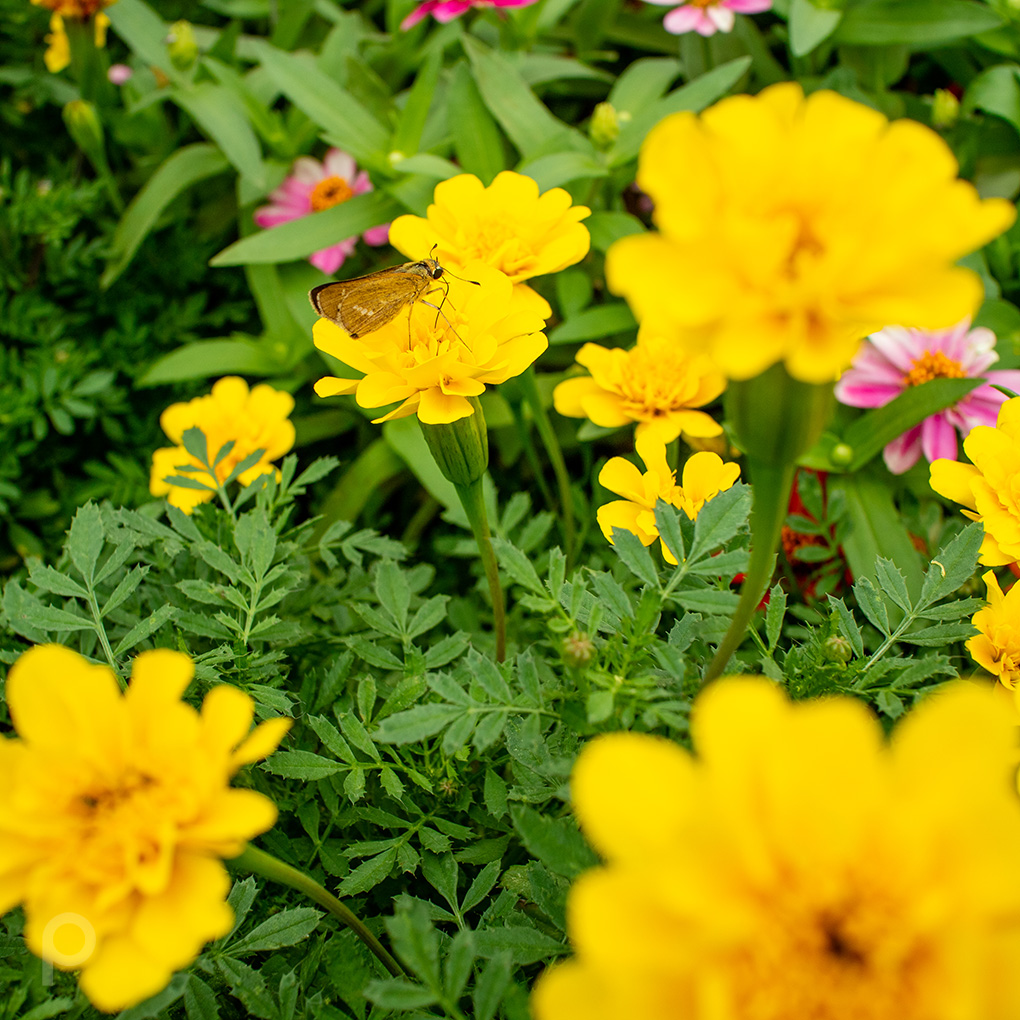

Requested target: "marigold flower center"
[
  {"left": 616, "top": 343, "right": 706, "bottom": 416},
  {"left": 310, "top": 176, "right": 354, "bottom": 212},
  {"left": 902, "top": 350, "right": 966, "bottom": 387}
]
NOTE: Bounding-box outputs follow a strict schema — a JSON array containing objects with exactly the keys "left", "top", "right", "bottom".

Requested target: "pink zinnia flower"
[
  {"left": 835, "top": 319, "right": 1020, "bottom": 475},
  {"left": 253, "top": 149, "right": 389, "bottom": 276},
  {"left": 645, "top": 0, "right": 772, "bottom": 36},
  {"left": 401, "top": 0, "right": 538, "bottom": 30}
]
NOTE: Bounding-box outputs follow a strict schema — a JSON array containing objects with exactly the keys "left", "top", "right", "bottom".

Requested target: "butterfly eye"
[{"left": 432, "top": 267, "right": 444, "bottom": 280}]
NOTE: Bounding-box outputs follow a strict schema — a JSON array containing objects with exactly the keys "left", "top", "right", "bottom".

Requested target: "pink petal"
[
  {"left": 323, "top": 149, "right": 356, "bottom": 182},
  {"left": 363, "top": 223, "right": 391, "bottom": 246},
  {"left": 310, "top": 240, "right": 356, "bottom": 276},
  {"left": 867, "top": 326, "right": 922, "bottom": 373},
  {"left": 883, "top": 426, "right": 922, "bottom": 475},
  {"left": 705, "top": 5, "right": 735, "bottom": 30},
  {"left": 663, "top": 5, "right": 707, "bottom": 33},
  {"left": 985, "top": 369, "right": 1020, "bottom": 397},
  {"left": 834, "top": 380, "right": 904, "bottom": 408},
  {"left": 400, "top": 4, "right": 433, "bottom": 28},
  {"left": 724, "top": 0, "right": 772, "bottom": 10},
  {"left": 432, "top": 1, "right": 473, "bottom": 21},
  {"left": 351, "top": 171, "right": 374, "bottom": 196},
  {"left": 254, "top": 208, "right": 302, "bottom": 228},
  {"left": 493, "top": 0, "right": 540, "bottom": 6},
  {"left": 921, "top": 413, "right": 958, "bottom": 465},
  {"left": 291, "top": 157, "right": 326, "bottom": 185}
]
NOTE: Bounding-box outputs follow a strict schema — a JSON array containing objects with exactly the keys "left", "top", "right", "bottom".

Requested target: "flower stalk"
[{"left": 233, "top": 845, "right": 404, "bottom": 978}]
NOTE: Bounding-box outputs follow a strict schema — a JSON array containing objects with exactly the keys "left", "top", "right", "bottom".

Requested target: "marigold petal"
[
  {"left": 579, "top": 389, "right": 631, "bottom": 428},
  {"left": 314, "top": 375, "right": 360, "bottom": 397},
  {"left": 200, "top": 684, "right": 255, "bottom": 753},
  {"left": 552, "top": 376, "right": 600, "bottom": 419},
  {"left": 929, "top": 458, "right": 979, "bottom": 510},
  {"left": 185, "top": 788, "right": 280, "bottom": 853},
  {"left": 77, "top": 935, "right": 173, "bottom": 1014},
  {"left": 418, "top": 388, "right": 474, "bottom": 424},
  {"left": 231, "top": 717, "right": 292, "bottom": 769},
  {"left": 572, "top": 732, "right": 695, "bottom": 862},
  {"left": 598, "top": 457, "right": 646, "bottom": 502},
  {"left": 387, "top": 214, "right": 440, "bottom": 262},
  {"left": 596, "top": 500, "right": 648, "bottom": 545},
  {"left": 532, "top": 961, "right": 607, "bottom": 1020}
]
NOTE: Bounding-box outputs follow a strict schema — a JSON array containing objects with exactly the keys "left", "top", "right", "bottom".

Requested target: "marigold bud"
[
  {"left": 823, "top": 634, "right": 853, "bottom": 663},
  {"left": 931, "top": 89, "right": 960, "bottom": 130},
  {"left": 589, "top": 102, "right": 620, "bottom": 149},
  {"left": 562, "top": 630, "right": 595, "bottom": 668},
  {"left": 62, "top": 100, "right": 105, "bottom": 165},
  {"left": 167, "top": 20, "right": 198, "bottom": 70}
]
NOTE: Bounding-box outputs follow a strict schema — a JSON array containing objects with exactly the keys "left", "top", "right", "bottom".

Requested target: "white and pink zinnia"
[
  {"left": 835, "top": 320, "right": 1020, "bottom": 475},
  {"left": 401, "top": 0, "right": 538, "bottom": 30},
  {"left": 254, "top": 149, "right": 389, "bottom": 276},
  {"left": 645, "top": 0, "right": 772, "bottom": 36}
]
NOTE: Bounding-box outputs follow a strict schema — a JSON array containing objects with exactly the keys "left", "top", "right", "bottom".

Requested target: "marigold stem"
[
  {"left": 454, "top": 478, "right": 507, "bottom": 662},
  {"left": 703, "top": 460, "right": 794, "bottom": 682},
  {"left": 232, "top": 844, "right": 404, "bottom": 977},
  {"left": 518, "top": 367, "right": 576, "bottom": 568}
]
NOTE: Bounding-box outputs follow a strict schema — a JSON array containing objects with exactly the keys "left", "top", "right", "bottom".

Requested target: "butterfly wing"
[{"left": 310, "top": 266, "right": 430, "bottom": 339}]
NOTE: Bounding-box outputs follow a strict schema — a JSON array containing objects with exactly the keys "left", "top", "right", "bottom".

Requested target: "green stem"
[
  {"left": 454, "top": 477, "right": 507, "bottom": 662},
  {"left": 518, "top": 366, "right": 576, "bottom": 568},
  {"left": 703, "top": 460, "right": 794, "bottom": 682},
  {"left": 232, "top": 845, "right": 404, "bottom": 978}
]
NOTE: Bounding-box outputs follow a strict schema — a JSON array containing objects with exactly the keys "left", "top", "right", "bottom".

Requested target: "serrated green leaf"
[
  {"left": 338, "top": 846, "right": 397, "bottom": 897},
  {"left": 375, "top": 704, "right": 465, "bottom": 744},
  {"left": 67, "top": 503, "right": 104, "bottom": 584},
  {"left": 230, "top": 907, "right": 321, "bottom": 956},
  {"left": 262, "top": 749, "right": 343, "bottom": 781}
]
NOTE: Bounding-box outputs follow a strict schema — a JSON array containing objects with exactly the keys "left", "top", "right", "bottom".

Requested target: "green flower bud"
[
  {"left": 167, "top": 20, "right": 198, "bottom": 70},
  {"left": 931, "top": 89, "right": 960, "bottom": 130},
  {"left": 830, "top": 442, "right": 854, "bottom": 467},
  {"left": 62, "top": 100, "right": 104, "bottom": 164},
  {"left": 562, "top": 630, "right": 595, "bottom": 668},
  {"left": 419, "top": 397, "right": 489, "bottom": 488},
  {"left": 589, "top": 102, "right": 621, "bottom": 149},
  {"left": 822, "top": 634, "right": 853, "bottom": 664}
]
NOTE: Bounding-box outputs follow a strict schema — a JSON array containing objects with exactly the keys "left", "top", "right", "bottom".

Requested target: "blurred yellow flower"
[
  {"left": 533, "top": 678, "right": 1020, "bottom": 1020},
  {"left": 0, "top": 645, "right": 290, "bottom": 1012},
  {"left": 968, "top": 570, "right": 1020, "bottom": 689},
  {"left": 36, "top": 1, "right": 112, "bottom": 73},
  {"left": 149, "top": 377, "right": 296, "bottom": 514},
  {"left": 553, "top": 325, "right": 725, "bottom": 442},
  {"left": 313, "top": 261, "right": 548, "bottom": 425},
  {"left": 607, "top": 82, "right": 1015, "bottom": 384},
  {"left": 930, "top": 396, "right": 1020, "bottom": 565},
  {"left": 33, "top": 0, "right": 112, "bottom": 13},
  {"left": 387, "top": 171, "right": 590, "bottom": 314},
  {"left": 597, "top": 432, "right": 739, "bottom": 563}
]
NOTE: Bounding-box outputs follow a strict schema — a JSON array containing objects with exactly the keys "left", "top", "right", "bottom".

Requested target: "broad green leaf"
[
  {"left": 516, "top": 151, "right": 608, "bottom": 191},
  {"left": 789, "top": 0, "right": 843, "bottom": 56},
  {"left": 173, "top": 84, "right": 264, "bottom": 189},
  {"left": 608, "top": 57, "right": 752, "bottom": 167},
  {"left": 474, "top": 925, "right": 566, "bottom": 965},
  {"left": 391, "top": 47, "right": 442, "bottom": 157},
  {"left": 449, "top": 61, "right": 507, "bottom": 184},
  {"left": 374, "top": 704, "right": 465, "bottom": 744},
  {"left": 210, "top": 191, "right": 402, "bottom": 265},
  {"left": 585, "top": 211, "right": 645, "bottom": 253},
  {"left": 549, "top": 303, "right": 637, "bottom": 345},
  {"left": 230, "top": 908, "right": 321, "bottom": 956},
  {"left": 102, "top": 145, "right": 229, "bottom": 288},
  {"left": 964, "top": 64, "right": 1020, "bottom": 133},
  {"left": 104, "top": 0, "right": 181, "bottom": 81},
  {"left": 510, "top": 805, "right": 598, "bottom": 879},
  {"left": 250, "top": 40, "right": 389, "bottom": 164},
  {"left": 464, "top": 36, "right": 577, "bottom": 158},
  {"left": 840, "top": 378, "right": 980, "bottom": 471},
  {"left": 834, "top": 0, "right": 1002, "bottom": 46},
  {"left": 609, "top": 57, "right": 682, "bottom": 114},
  {"left": 364, "top": 980, "right": 438, "bottom": 1010}
]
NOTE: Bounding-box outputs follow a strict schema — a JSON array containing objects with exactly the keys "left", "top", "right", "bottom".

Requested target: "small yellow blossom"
[
  {"left": 930, "top": 396, "right": 1020, "bottom": 565},
  {"left": 387, "top": 171, "right": 591, "bottom": 314},
  {"left": 313, "top": 261, "right": 548, "bottom": 425},
  {"left": 37, "top": 3, "right": 111, "bottom": 73},
  {"left": 606, "top": 82, "right": 1015, "bottom": 384},
  {"left": 968, "top": 570, "right": 1020, "bottom": 688},
  {"left": 553, "top": 325, "right": 726, "bottom": 442},
  {"left": 149, "top": 377, "right": 296, "bottom": 514},
  {"left": 597, "top": 432, "right": 740, "bottom": 563},
  {"left": 532, "top": 678, "right": 1020, "bottom": 1020},
  {"left": 0, "top": 645, "right": 291, "bottom": 1012}
]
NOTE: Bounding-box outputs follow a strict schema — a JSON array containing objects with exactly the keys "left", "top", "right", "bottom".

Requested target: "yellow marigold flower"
[
  {"left": 387, "top": 171, "right": 591, "bottom": 315},
  {"left": 313, "top": 261, "right": 548, "bottom": 425},
  {"left": 606, "top": 82, "right": 1015, "bottom": 384},
  {"left": 553, "top": 324, "right": 726, "bottom": 442},
  {"left": 968, "top": 570, "right": 1020, "bottom": 689},
  {"left": 597, "top": 432, "right": 740, "bottom": 564},
  {"left": 930, "top": 396, "right": 1020, "bottom": 565},
  {"left": 149, "top": 377, "right": 296, "bottom": 514},
  {"left": 0, "top": 645, "right": 291, "bottom": 1013},
  {"left": 533, "top": 677, "right": 1020, "bottom": 1020},
  {"left": 33, "top": 0, "right": 113, "bottom": 14},
  {"left": 38, "top": 3, "right": 111, "bottom": 74}
]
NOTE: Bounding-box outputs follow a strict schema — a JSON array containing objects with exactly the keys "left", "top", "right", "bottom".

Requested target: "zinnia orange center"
[
  {"left": 903, "top": 350, "right": 966, "bottom": 387},
  {"left": 310, "top": 176, "right": 354, "bottom": 212}
]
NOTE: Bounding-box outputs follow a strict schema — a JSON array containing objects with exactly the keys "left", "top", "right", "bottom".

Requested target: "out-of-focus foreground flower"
[
  {"left": 643, "top": 0, "right": 772, "bottom": 36},
  {"left": 597, "top": 432, "right": 740, "bottom": 563},
  {"left": 930, "top": 396, "right": 1020, "bottom": 565},
  {"left": 968, "top": 570, "right": 1020, "bottom": 689},
  {"left": 254, "top": 148, "right": 389, "bottom": 276},
  {"left": 835, "top": 319, "right": 1020, "bottom": 474},
  {"left": 606, "top": 82, "right": 1016, "bottom": 384},
  {"left": 387, "top": 171, "right": 590, "bottom": 313},
  {"left": 532, "top": 677, "right": 1020, "bottom": 1020},
  {"left": 0, "top": 645, "right": 291, "bottom": 1012},
  {"left": 149, "top": 377, "right": 296, "bottom": 514},
  {"left": 553, "top": 325, "right": 726, "bottom": 442},
  {"left": 313, "top": 261, "right": 548, "bottom": 424},
  {"left": 401, "top": 0, "right": 539, "bottom": 30}
]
